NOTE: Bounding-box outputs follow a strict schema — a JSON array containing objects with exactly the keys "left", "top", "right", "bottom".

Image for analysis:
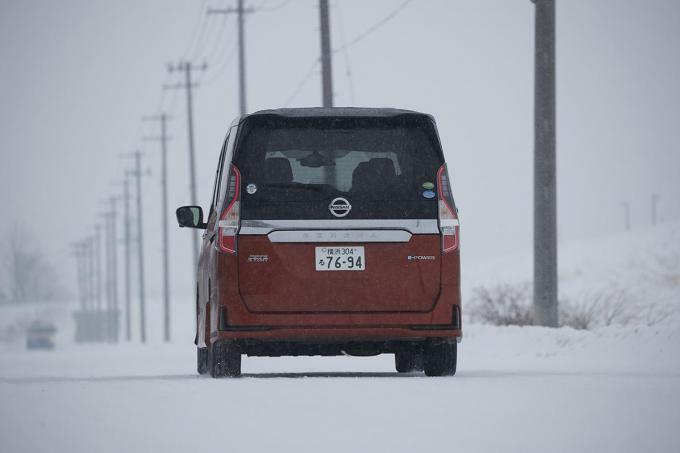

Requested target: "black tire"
[
  {"left": 209, "top": 340, "right": 242, "bottom": 378},
  {"left": 423, "top": 342, "right": 457, "bottom": 377},
  {"left": 197, "top": 347, "right": 209, "bottom": 375},
  {"left": 395, "top": 351, "right": 424, "bottom": 373}
]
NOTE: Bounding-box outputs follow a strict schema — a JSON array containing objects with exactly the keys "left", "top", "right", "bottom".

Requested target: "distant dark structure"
[{"left": 26, "top": 321, "right": 56, "bottom": 350}]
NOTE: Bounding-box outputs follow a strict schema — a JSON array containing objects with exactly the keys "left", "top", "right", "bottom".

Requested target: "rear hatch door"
[{"left": 234, "top": 113, "right": 444, "bottom": 313}]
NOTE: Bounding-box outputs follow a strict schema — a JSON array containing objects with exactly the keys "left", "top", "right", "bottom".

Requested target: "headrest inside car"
[
  {"left": 264, "top": 157, "right": 293, "bottom": 184},
  {"left": 351, "top": 158, "right": 396, "bottom": 193},
  {"left": 368, "top": 158, "right": 396, "bottom": 180}
]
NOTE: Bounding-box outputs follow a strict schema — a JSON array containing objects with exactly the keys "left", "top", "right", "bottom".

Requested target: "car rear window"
[{"left": 233, "top": 115, "right": 444, "bottom": 220}]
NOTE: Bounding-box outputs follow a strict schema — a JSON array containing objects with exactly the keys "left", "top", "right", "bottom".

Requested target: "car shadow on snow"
[
  {"left": 0, "top": 371, "right": 427, "bottom": 384},
  {"left": 4, "top": 370, "right": 674, "bottom": 384},
  {"left": 240, "top": 371, "right": 425, "bottom": 378}
]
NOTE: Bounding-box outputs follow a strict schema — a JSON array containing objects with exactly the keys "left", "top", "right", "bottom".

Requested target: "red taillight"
[
  {"left": 217, "top": 165, "right": 241, "bottom": 254},
  {"left": 437, "top": 164, "right": 460, "bottom": 254}
]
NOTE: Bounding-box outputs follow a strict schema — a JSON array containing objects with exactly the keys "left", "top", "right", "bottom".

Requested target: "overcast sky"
[{"left": 1, "top": 0, "right": 679, "bottom": 304}]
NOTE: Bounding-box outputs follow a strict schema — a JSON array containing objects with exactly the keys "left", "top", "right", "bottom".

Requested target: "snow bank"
[
  {"left": 1, "top": 223, "right": 680, "bottom": 452},
  {"left": 464, "top": 221, "right": 680, "bottom": 327}
]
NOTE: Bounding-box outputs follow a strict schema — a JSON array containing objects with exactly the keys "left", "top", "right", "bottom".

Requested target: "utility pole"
[
  {"left": 237, "top": 0, "right": 248, "bottom": 115},
  {"left": 80, "top": 236, "right": 96, "bottom": 341},
  {"left": 100, "top": 210, "right": 112, "bottom": 341},
  {"left": 133, "top": 151, "right": 147, "bottom": 343},
  {"left": 110, "top": 196, "right": 119, "bottom": 342},
  {"left": 101, "top": 197, "right": 120, "bottom": 343},
  {"left": 622, "top": 201, "right": 631, "bottom": 231},
  {"left": 208, "top": 0, "right": 253, "bottom": 115},
  {"left": 71, "top": 242, "right": 86, "bottom": 312},
  {"left": 71, "top": 241, "right": 87, "bottom": 342},
  {"left": 651, "top": 194, "right": 659, "bottom": 226},
  {"left": 87, "top": 236, "right": 95, "bottom": 312},
  {"left": 166, "top": 62, "right": 206, "bottom": 273},
  {"left": 87, "top": 235, "right": 95, "bottom": 339},
  {"left": 144, "top": 113, "right": 172, "bottom": 342},
  {"left": 319, "top": 0, "right": 333, "bottom": 107},
  {"left": 94, "top": 224, "right": 102, "bottom": 316},
  {"left": 116, "top": 171, "right": 133, "bottom": 341},
  {"left": 76, "top": 243, "right": 85, "bottom": 310},
  {"left": 532, "top": 0, "right": 558, "bottom": 327}
]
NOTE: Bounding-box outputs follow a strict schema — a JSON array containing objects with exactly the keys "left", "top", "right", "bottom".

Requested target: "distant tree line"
[{"left": 0, "top": 224, "right": 65, "bottom": 304}]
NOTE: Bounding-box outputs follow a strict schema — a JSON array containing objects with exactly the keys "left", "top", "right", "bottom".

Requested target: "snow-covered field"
[{"left": 1, "top": 223, "right": 679, "bottom": 452}]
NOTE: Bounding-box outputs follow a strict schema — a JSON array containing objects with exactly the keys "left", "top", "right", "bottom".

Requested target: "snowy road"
[
  {"left": 3, "top": 224, "right": 680, "bottom": 452},
  {"left": 2, "top": 324, "right": 679, "bottom": 453}
]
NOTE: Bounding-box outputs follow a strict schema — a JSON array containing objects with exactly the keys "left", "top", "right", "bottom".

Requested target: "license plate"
[{"left": 315, "top": 246, "right": 365, "bottom": 271}]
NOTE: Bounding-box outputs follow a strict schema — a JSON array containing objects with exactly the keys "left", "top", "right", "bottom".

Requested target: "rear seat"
[{"left": 350, "top": 158, "right": 399, "bottom": 195}]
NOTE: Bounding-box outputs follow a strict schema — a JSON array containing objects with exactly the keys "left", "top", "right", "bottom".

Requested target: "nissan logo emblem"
[{"left": 329, "top": 197, "right": 352, "bottom": 217}]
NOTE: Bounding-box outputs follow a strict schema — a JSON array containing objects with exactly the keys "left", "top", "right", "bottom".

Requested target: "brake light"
[
  {"left": 217, "top": 165, "right": 241, "bottom": 254},
  {"left": 437, "top": 164, "right": 459, "bottom": 254}
]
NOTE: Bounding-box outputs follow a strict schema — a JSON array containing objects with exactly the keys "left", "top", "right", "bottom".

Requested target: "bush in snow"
[
  {"left": 469, "top": 282, "right": 652, "bottom": 329},
  {"left": 559, "top": 288, "right": 635, "bottom": 330},
  {"left": 468, "top": 282, "right": 534, "bottom": 326},
  {"left": 558, "top": 300, "right": 598, "bottom": 330}
]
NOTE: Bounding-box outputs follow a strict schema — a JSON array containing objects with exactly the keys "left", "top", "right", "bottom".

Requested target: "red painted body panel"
[
  {"left": 197, "top": 241, "right": 461, "bottom": 347},
  {"left": 237, "top": 235, "right": 441, "bottom": 313}
]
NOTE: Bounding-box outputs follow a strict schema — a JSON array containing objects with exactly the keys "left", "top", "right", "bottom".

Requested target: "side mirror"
[{"left": 176, "top": 206, "right": 207, "bottom": 229}]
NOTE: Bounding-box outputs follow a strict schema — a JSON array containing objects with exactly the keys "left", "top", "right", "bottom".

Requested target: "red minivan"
[{"left": 176, "top": 108, "right": 461, "bottom": 377}]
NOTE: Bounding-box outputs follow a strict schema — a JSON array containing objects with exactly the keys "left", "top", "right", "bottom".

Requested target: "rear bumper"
[
  {"left": 211, "top": 326, "right": 462, "bottom": 342},
  {"left": 228, "top": 336, "right": 459, "bottom": 357}
]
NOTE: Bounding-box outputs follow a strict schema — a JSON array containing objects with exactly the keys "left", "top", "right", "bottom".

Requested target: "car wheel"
[
  {"left": 209, "top": 340, "right": 241, "bottom": 378},
  {"left": 423, "top": 342, "right": 457, "bottom": 377},
  {"left": 395, "top": 351, "right": 424, "bottom": 373},
  {"left": 197, "top": 347, "right": 209, "bottom": 375}
]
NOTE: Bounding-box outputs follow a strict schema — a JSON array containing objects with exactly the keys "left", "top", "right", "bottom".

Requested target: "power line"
[
  {"left": 332, "top": 0, "right": 414, "bottom": 55},
  {"left": 335, "top": 1, "right": 356, "bottom": 105},
  {"left": 283, "top": 58, "right": 320, "bottom": 107},
  {"left": 197, "top": 9, "right": 239, "bottom": 86},
  {"left": 153, "top": 0, "right": 225, "bottom": 119},
  {"left": 284, "top": 1, "right": 414, "bottom": 107},
  {"left": 199, "top": 8, "right": 233, "bottom": 67},
  {"left": 182, "top": 0, "right": 211, "bottom": 61},
  {"left": 76, "top": 1, "right": 217, "bottom": 345},
  {"left": 201, "top": 0, "right": 292, "bottom": 104},
  {"left": 149, "top": 0, "right": 213, "bottom": 120},
  {"left": 254, "top": 0, "right": 293, "bottom": 12},
  {"left": 199, "top": 41, "right": 239, "bottom": 86},
  {"left": 208, "top": 1, "right": 255, "bottom": 115},
  {"left": 189, "top": 6, "right": 229, "bottom": 63},
  {"left": 165, "top": 62, "right": 207, "bottom": 273}
]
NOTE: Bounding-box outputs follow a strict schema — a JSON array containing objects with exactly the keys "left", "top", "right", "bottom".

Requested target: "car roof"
[{"left": 244, "top": 107, "right": 434, "bottom": 120}]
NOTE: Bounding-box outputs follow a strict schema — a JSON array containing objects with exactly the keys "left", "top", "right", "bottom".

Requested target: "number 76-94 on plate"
[{"left": 315, "top": 246, "right": 365, "bottom": 271}]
